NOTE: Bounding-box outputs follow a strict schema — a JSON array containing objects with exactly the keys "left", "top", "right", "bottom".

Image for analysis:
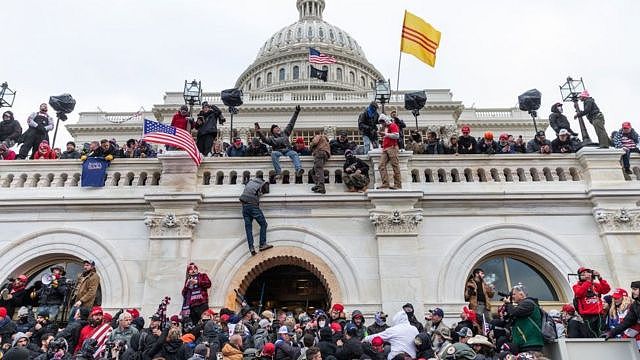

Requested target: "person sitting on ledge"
[
  {"left": 526, "top": 131, "right": 552, "bottom": 154},
  {"left": 246, "top": 137, "right": 270, "bottom": 157},
  {"left": 343, "top": 149, "right": 369, "bottom": 193},
  {"left": 293, "top": 137, "right": 311, "bottom": 156},
  {"left": 330, "top": 130, "right": 357, "bottom": 156},
  {"left": 255, "top": 105, "right": 304, "bottom": 180},
  {"left": 227, "top": 138, "right": 247, "bottom": 157},
  {"left": 551, "top": 129, "right": 579, "bottom": 154},
  {"left": 478, "top": 132, "right": 499, "bottom": 155}
]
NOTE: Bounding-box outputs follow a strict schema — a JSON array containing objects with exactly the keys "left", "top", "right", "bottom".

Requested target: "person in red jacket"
[
  {"left": 181, "top": 262, "right": 212, "bottom": 325},
  {"left": 171, "top": 105, "right": 194, "bottom": 131},
  {"left": 76, "top": 306, "right": 104, "bottom": 353},
  {"left": 33, "top": 140, "right": 57, "bottom": 160},
  {"left": 0, "top": 143, "right": 16, "bottom": 160},
  {"left": 572, "top": 266, "right": 611, "bottom": 337}
]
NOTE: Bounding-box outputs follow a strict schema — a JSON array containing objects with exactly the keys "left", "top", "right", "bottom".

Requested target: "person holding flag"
[{"left": 142, "top": 119, "right": 202, "bottom": 166}]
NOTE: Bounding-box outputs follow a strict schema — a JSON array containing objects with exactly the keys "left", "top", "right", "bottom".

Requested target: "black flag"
[{"left": 310, "top": 66, "right": 328, "bottom": 82}]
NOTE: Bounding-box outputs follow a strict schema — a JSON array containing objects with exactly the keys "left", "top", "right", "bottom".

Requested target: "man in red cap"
[
  {"left": 574, "top": 90, "right": 609, "bottom": 148},
  {"left": 457, "top": 125, "right": 478, "bottom": 154},
  {"left": 260, "top": 342, "right": 276, "bottom": 360},
  {"left": 226, "top": 138, "right": 247, "bottom": 157},
  {"left": 561, "top": 304, "right": 587, "bottom": 338},
  {"left": 613, "top": 121, "right": 639, "bottom": 174},
  {"left": 0, "top": 306, "right": 17, "bottom": 347},
  {"left": 572, "top": 266, "right": 610, "bottom": 337},
  {"left": 329, "top": 304, "right": 346, "bottom": 328},
  {"left": 294, "top": 137, "right": 311, "bottom": 156},
  {"left": 1, "top": 275, "right": 29, "bottom": 319},
  {"left": 76, "top": 306, "right": 104, "bottom": 353}
]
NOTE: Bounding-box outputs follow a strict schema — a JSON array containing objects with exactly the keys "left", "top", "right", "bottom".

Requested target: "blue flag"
[{"left": 81, "top": 158, "right": 110, "bottom": 187}]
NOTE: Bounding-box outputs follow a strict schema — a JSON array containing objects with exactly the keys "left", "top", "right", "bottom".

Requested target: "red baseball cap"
[
  {"left": 332, "top": 303, "right": 344, "bottom": 312},
  {"left": 90, "top": 306, "right": 103, "bottom": 316},
  {"left": 126, "top": 308, "right": 140, "bottom": 319},
  {"left": 612, "top": 288, "right": 628, "bottom": 299},
  {"left": 562, "top": 304, "right": 575, "bottom": 314},
  {"left": 262, "top": 343, "right": 276, "bottom": 356},
  {"left": 461, "top": 126, "right": 471, "bottom": 133},
  {"left": 622, "top": 122, "right": 632, "bottom": 129},
  {"left": 330, "top": 322, "right": 342, "bottom": 333},
  {"left": 371, "top": 336, "right": 384, "bottom": 347},
  {"left": 0, "top": 307, "right": 7, "bottom": 318}
]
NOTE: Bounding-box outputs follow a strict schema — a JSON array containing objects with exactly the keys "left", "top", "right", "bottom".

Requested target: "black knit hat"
[
  {"left": 270, "top": 124, "right": 279, "bottom": 133},
  {"left": 631, "top": 281, "right": 640, "bottom": 289}
]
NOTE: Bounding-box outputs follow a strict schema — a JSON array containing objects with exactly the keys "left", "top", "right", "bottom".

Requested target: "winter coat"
[
  {"left": 74, "top": 269, "right": 100, "bottom": 308},
  {"left": 526, "top": 138, "right": 552, "bottom": 153},
  {"left": 181, "top": 272, "right": 212, "bottom": 308},
  {"left": 335, "top": 336, "right": 363, "bottom": 360},
  {"left": 34, "top": 141, "right": 57, "bottom": 160},
  {"left": 196, "top": 106, "right": 223, "bottom": 137},
  {"left": 38, "top": 276, "right": 68, "bottom": 305},
  {"left": 358, "top": 107, "right": 379, "bottom": 141},
  {"left": 366, "top": 323, "right": 388, "bottom": 336},
  {"left": 0, "top": 117, "right": 22, "bottom": 144},
  {"left": 612, "top": 128, "right": 639, "bottom": 149},
  {"left": 60, "top": 150, "right": 81, "bottom": 159},
  {"left": 401, "top": 304, "right": 423, "bottom": 333},
  {"left": 246, "top": 143, "right": 270, "bottom": 157},
  {"left": 497, "top": 141, "right": 516, "bottom": 154},
  {"left": 108, "top": 326, "right": 139, "bottom": 348},
  {"left": 226, "top": 145, "right": 247, "bottom": 157},
  {"left": 363, "top": 311, "right": 418, "bottom": 360},
  {"left": 551, "top": 137, "right": 579, "bottom": 153},
  {"left": 274, "top": 338, "right": 301, "bottom": 360},
  {"left": 359, "top": 342, "right": 386, "bottom": 360},
  {"left": 566, "top": 315, "right": 589, "bottom": 338},
  {"left": 413, "top": 332, "right": 435, "bottom": 359},
  {"left": 609, "top": 299, "right": 640, "bottom": 337},
  {"left": 0, "top": 148, "right": 16, "bottom": 160},
  {"left": 172, "top": 112, "right": 193, "bottom": 131},
  {"left": 549, "top": 104, "right": 572, "bottom": 134},
  {"left": 55, "top": 319, "right": 87, "bottom": 353},
  {"left": 572, "top": 279, "right": 611, "bottom": 316},
  {"left": 139, "top": 329, "right": 161, "bottom": 360},
  {"left": 318, "top": 327, "right": 337, "bottom": 360},
  {"left": 343, "top": 157, "right": 369, "bottom": 179},
  {"left": 151, "top": 339, "right": 189, "bottom": 360},
  {"left": 465, "top": 278, "right": 495, "bottom": 311},
  {"left": 478, "top": 139, "right": 500, "bottom": 155},
  {"left": 239, "top": 178, "right": 270, "bottom": 205},
  {"left": 505, "top": 298, "right": 543, "bottom": 351},
  {"left": 576, "top": 97, "right": 602, "bottom": 121},
  {"left": 133, "top": 143, "right": 156, "bottom": 158},
  {"left": 424, "top": 140, "right": 444, "bottom": 154},
  {"left": 329, "top": 139, "right": 357, "bottom": 156},
  {"left": 222, "top": 343, "right": 243, "bottom": 360},
  {"left": 257, "top": 109, "right": 300, "bottom": 152},
  {"left": 0, "top": 317, "right": 17, "bottom": 345},
  {"left": 457, "top": 136, "right": 478, "bottom": 154},
  {"left": 294, "top": 146, "right": 311, "bottom": 156},
  {"left": 310, "top": 134, "right": 331, "bottom": 158}
]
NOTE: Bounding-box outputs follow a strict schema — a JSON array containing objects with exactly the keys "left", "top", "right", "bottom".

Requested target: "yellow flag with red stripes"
[{"left": 400, "top": 10, "right": 441, "bottom": 67}]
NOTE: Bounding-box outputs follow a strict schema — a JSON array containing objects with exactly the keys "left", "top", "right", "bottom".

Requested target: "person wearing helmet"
[
  {"left": 574, "top": 90, "right": 609, "bottom": 148},
  {"left": 377, "top": 114, "right": 401, "bottom": 190},
  {"left": 549, "top": 103, "right": 578, "bottom": 136}
]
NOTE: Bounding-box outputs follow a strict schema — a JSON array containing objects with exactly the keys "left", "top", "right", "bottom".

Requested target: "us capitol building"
[{"left": 1, "top": 0, "right": 638, "bottom": 326}]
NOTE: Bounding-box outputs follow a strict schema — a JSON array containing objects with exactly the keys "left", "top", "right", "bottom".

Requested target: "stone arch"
[
  {"left": 0, "top": 228, "right": 129, "bottom": 308},
  {"left": 223, "top": 247, "right": 340, "bottom": 309},
  {"left": 209, "top": 226, "right": 360, "bottom": 307},
  {"left": 437, "top": 224, "right": 581, "bottom": 304}
]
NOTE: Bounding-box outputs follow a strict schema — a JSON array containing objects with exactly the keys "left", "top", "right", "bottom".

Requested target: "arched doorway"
[{"left": 244, "top": 265, "right": 330, "bottom": 312}]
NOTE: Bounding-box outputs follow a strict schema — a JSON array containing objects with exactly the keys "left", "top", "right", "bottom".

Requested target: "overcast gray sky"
[{"left": 2, "top": 0, "right": 638, "bottom": 147}]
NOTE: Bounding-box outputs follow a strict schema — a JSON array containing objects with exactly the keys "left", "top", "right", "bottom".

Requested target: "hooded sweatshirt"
[
  {"left": 363, "top": 311, "right": 418, "bottom": 360},
  {"left": 549, "top": 103, "right": 572, "bottom": 134},
  {"left": 33, "top": 140, "right": 57, "bottom": 160}
]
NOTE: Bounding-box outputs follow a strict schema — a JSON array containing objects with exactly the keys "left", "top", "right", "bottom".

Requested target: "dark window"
[
  {"left": 267, "top": 72, "right": 272, "bottom": 85},
  {"left": 473, "top": 255, "right": 560, "bottom": 301},
  {"left": 279, "top": 68, "right": 285, "bottom": 81},
  {"left": 336, "top": 68, "right": 343, "bottom": 81},
  {"left": 293, "top": 66, "right": 300, "bottom": 80}
]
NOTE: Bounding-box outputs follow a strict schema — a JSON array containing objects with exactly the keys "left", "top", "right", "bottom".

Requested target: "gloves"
[
  {"left": 295, "top": 105, "right": 301, "bottom": 112},
  {"left": 603, "top": 332, "right": 613, "bottom": 341},
  {"left": 80, "top": 155, "right": 87, "bottom": 161},
  {"left": 105, "top": 154, "right": 114, "bottom": 161}
]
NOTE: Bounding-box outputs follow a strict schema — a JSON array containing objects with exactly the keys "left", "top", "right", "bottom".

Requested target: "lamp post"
[
  {"left": 0, "top": 82, "right": 16, "bottom": 108},
  {"left": 183, "top": 79, "right": 202, "bottom": 115},
  {"left": 560, "top": 76, "right": 592, "bottom": 146},
  {"left": 375, "top": 79, "right": 391, "bottom": 113}
]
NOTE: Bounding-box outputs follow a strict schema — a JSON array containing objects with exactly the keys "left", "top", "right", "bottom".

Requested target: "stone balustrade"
[{"left": 0, "top": 148, "right": 636, "bottom": 191}]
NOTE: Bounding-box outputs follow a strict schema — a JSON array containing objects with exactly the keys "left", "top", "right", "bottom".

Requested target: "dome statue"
[{"left": 235, "top": 0, "right": 384, "bottom": 92}]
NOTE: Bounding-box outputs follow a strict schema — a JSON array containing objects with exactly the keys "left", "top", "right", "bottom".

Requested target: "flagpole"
[
  {"left": 396, "top": 52, "right": 402, "bottom": 92},
  {"left": 308, "top": 63, "right": 311, "bottom": 92}
]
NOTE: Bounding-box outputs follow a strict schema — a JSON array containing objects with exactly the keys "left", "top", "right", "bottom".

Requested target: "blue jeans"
[
  {"left": 39, "top": 304, "right": 61, "bottom": 321},
  {"left": 271, "top": 149, "right": 301, "bottom": 174},
  {"left": 622, "top": 148, "right": 640, "bottom": 169},
  {"left": 242, "top": 204, "right": 268, "bottom": 250},
  {"left": 362, "top": 135, "right": 377, "bottom": 154}
]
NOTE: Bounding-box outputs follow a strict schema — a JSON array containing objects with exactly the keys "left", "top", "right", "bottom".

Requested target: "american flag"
[
  {"left": 91, "top": 323, "right": 113, "bottom": 358},
  {"left": 309, "top": 47, "right": 337, "bottom": 64},
  {"left": 142, "top": 119, "right": 202, "bottom": 166}
]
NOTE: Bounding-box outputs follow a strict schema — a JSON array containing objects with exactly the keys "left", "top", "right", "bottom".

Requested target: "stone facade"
[{"left": 1, "top": 148, "right": 638, "bottom": 323}]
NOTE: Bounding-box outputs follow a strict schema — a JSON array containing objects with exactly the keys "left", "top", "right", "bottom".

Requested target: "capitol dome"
[{"left": 235, "top": 0, "right": 384, "bottom": 92}]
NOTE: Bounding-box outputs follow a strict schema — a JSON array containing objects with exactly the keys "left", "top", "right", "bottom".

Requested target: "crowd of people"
[
  {"left": 1, "top": 90, "right": 637, "bottom": 178},
  {"left": 1, "top": 261, "right": 639, "bottom": 360}
]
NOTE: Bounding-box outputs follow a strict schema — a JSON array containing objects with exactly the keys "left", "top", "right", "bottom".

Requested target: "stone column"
[
  {"left": 579, "top": 147, "right": 640, "bottom": 287},
  {"left": 368, "top": 190, "right": 425, "bottom": 319},
  {"left": 141, "top": 152, "right": 202, "bottom": 316}
]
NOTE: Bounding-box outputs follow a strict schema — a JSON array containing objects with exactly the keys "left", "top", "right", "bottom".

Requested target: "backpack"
[{"left": 529, "top": 308, "right": 558, "bottom": 343}]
